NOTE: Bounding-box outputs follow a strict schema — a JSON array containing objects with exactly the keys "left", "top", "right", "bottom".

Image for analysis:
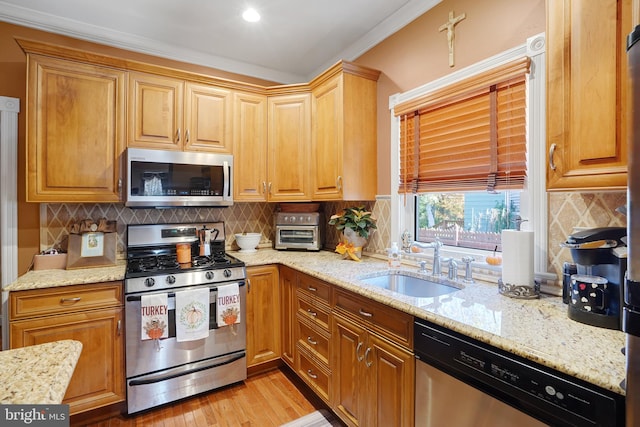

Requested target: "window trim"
[{"left": 389, "top": 33, "right": 551, "bottom": 278}]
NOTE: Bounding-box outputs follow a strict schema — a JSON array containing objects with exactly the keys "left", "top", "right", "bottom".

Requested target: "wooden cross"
[{"left": 439, "top": 10, "right": 466, "bottom": 67}]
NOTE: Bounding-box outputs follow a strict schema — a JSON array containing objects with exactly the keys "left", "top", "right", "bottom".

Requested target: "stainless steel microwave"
[{"left": 125, "top": 148, "right": 233, "bottom": 208}]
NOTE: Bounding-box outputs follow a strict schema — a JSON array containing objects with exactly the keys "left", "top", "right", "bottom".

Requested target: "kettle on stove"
[{"left": 561, "top": 227, "right": 628, "bottom": 330}]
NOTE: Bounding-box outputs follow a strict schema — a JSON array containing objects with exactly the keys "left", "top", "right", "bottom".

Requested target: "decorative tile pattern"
[
  {"left": 40, "top": 191, "right": 624, "bottom": 282},
  {"left": 547, "top": 192, "right": 626, "bottom": 278}
]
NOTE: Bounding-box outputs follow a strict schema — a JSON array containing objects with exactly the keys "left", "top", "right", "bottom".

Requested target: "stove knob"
[
  {"left": 144, "top": 277, "right": 155, "bottom": 287},
  {"left": 205, "top": 271, "right": 215, "bottom": 281},
  {"left": 166, "top": 275, "right": 176, "bottom": 285},
  {"left": 223, "top": 269, "right": 232, "bottom": 278}
]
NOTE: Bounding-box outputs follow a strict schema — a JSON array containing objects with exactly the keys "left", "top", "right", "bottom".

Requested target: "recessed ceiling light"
[{"left": 242, "top": 8, "right": 260, "bottom": 23}]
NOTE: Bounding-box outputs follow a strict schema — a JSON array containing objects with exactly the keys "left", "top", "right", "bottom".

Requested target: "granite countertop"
[
  {"left": 0, "top": 340, "right": 82, "bottom": 404},
  {"left": 3, "top": 261, "right": 126, "bottom": 291},
  {"left": 4, "top": 249, "right": 627, "bottom": 396}
]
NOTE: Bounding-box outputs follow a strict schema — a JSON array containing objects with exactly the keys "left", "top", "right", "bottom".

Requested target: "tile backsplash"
[
  {"left": 41, "top": 199, "right": 390, "bottom": 257},
  {"left": 41, "top": 191, "right": 624, "bottom": 284}
]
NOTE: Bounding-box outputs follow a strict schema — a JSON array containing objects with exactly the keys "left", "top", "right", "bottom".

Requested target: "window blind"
[{"left": 396, "top": 57, "right": 530, "bottom": 194}]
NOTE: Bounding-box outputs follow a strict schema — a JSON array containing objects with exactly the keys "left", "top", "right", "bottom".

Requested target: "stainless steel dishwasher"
[{"left": 414, "top": 319, "right": 625, "bottom": 427}]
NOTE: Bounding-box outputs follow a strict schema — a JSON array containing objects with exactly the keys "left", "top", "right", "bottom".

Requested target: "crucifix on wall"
[{"left": 439, "top": 10, "right": 466, "bottom": 67}]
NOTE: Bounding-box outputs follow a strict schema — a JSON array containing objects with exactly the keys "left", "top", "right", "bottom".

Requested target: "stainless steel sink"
[{"left": 358, "top": 272, "right": 461, "bottom": 298}]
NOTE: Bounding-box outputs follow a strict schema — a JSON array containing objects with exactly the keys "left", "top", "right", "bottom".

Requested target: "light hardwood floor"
[{"left": 73, "top": 368, "right": 331, "bottom": 427}]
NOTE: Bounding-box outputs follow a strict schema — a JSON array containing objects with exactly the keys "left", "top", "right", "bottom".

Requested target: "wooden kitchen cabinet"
[
  {"left": 267, "top": 92, "right": 312, "bottom": 201},
  {"left": 546, "top": 0, "right": 632, "bottom": 190},
  {"left": 294, "top": 272, "right": 333, "bottom": 403},
  {"left": 279, "top": 266, "right": 297, "bottom": 367},
  {"left": 24, "top": 52, "right": 125, "bottom": 203},
  {"left": 246, "top": 265, "right": 281, "bottom": 372},
  {"left": 9, "top": 282, "right": 125, "bottom": 415},
  {"left": 331, "top": 288, "right": 414, "bottom": 427},
  {"left": 128, "top": 72, "right": 233, "bottom": 153},
  {"left": 310, "top": 62, "right": 380, "bottom": 200},
  {"left": 233, "top": 91, "right": 268, "bottom": 201}
]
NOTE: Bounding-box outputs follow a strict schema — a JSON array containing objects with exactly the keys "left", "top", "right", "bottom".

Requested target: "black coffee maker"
[{"left": 562, "top": 227, "right": 628, "bottom": 330}]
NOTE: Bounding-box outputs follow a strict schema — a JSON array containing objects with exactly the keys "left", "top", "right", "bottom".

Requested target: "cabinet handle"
[
  {"left": 364, "top": 347, "right": 372, "bottom": 368},
  {"left": 308, "top": 286, "right": 317, "bottom": 292},
  {"left": 262, "top": 182, "right": 267, "bottom": 194},
  {"left": 247, "top": 279, "right": 251, "bottom": 293},
  {"left": 268, "top": 182, "right": 272, "bottom": 195},
  {"left": 307, "top": 336, "right": 317, "bottom": 346},
  {"left": 307, "top": 369, "right": 318, "bottom": 379},
  {"left": 118, "top": 179, "right": 122, "bottom": 198},
  {"left": 185, "top": 129, "right": 190, "bottom": 143},
  {"left": 358, "top": 308, "right": 373, "bottom": 318},
  {"left": 307, "top": 309, "right": 317, "bottom": 317},
  {"left": 548, "top": 143, "right": 557, "bottom": 171},
  {"left": 336, "top": 175, "right": 343, "bottom": 191},
  {"left": 60, "top": 297, "right": 81, "bottom": 304},
  {"left": 176, "top": 128, "right": 181, "bottom": 143},
  {"left": 117, "top": 320, "right": 122, "bottom": 336},
  {"left": 356, "top": 341, "right": 364, "bottom": 361}
]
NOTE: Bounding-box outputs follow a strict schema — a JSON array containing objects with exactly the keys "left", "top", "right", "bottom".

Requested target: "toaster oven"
[{"left": 274, "top": 212, "right": 324, "bottom": 251}]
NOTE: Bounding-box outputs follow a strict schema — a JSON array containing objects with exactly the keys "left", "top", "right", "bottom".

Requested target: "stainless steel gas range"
[{"left": 124, "top": 222, "right": 247, "bottom": 414}]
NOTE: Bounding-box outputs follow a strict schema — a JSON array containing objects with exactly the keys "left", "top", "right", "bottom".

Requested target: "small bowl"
[{"left": 235, "top": 233, "right": 261, "bottom": 252}]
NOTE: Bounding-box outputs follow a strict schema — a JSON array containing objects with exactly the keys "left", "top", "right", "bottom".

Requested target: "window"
[{"left": 389, "top": 34, "right": 548, "bottom": 274}]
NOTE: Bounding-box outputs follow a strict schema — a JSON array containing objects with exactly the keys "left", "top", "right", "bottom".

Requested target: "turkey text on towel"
[
  {"left": 141, "top": 293, "right": 168, "bottom": 340},
  {"left": 217, "top": 283, "right": 240, "bottom": 327},
  {"left": 175, "top": 287, "right": 210, "bottom": 342}
]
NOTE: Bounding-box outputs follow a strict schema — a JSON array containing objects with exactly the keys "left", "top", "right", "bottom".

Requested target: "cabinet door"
[
  {"left": 246, "top": 265, "right": 281, "bottom": 368},
  {"left": 268, "top": 93, "right": 311, "bottom": 201},
  {"left": 279, "top": 266, "right": 297, "bottom": 367},
  {"left": 367, "top": 334, "right": 415, "bottom": 427},
  {"left": 128, "top": 72, "right": 183, "bottom": 149},
  {"left": 546, "top": 0, "right": 631, "bottom": 190},
  {"left": 26, "top": 55, "right": 125, "bottom": 202},
  {"left": 184, "top": 83, "right": 233, "bottom": 153},
  {"left": 234, "top": 91, "right": 268, "bottom": 201},
  {"left": 10, "top": 308, "right": 125, "bottom": 415},
  {"left": 311, "top": 75, "right": 344, "bottom": 199},
  {"left": 331, "top": 313, "right": 367, "bottom": 427}
]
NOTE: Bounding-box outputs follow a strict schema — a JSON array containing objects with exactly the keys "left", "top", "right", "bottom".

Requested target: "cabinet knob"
[{"left": 548, "top": 143, "right": 557, "bottom": 171}]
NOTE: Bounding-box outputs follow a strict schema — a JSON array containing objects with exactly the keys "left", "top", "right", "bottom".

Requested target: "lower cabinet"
[
  {"left": 9, "top": 282, "right": 125, "bottom": 415},
  {"left": 279, "top": 266, "right": 297, "bottom": 367},
  {"left": 246, "top": 265, "right": 281, "bottom": 370},
  {"left": 331, "top": 289, "right": 415, "bottom": 427}
]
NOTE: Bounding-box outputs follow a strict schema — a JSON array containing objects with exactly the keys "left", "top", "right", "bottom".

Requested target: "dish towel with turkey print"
[
  {"left": 175, "top": 288, "right": 210, "bottom": 342},
  {"left": 141, "top": 293, "right": 169, "bottom": 341},
  {"left": 217, "top": 283, "right": 241, "bottom": 328}
]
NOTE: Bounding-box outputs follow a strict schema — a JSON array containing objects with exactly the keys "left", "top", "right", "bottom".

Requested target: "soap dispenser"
[{"left": 388, "top": 242, "right": 401, "bottom": 268}]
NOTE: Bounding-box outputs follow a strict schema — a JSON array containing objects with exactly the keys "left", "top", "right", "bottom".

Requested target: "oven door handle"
[{"left": 128, "top": 352, "right": 246, "bottom": 386}]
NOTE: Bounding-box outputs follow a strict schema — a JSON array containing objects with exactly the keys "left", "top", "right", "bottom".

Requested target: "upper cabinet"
[
  {"left": 233, "top": 91, "right": 268, "bottom": 201},
  {"left": 546, "top": 0, "right": 632, "bottom": 191},
  {"left": 310, "top": 62, "right": 380, "bottom": 200},
  {"left": 19, "top": 40, "right": 380, "bottom": 203},
  {"left": 25, "top": 53, "right": 125, "bottom": 203},
  {"left": 267, "top": 92, "right": 312, "bottom": 201},
  {"left": 128, "top": 72, "right": 233, "bottom": 153}
]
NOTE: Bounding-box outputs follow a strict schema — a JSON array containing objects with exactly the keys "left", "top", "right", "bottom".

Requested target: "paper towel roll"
[{"left": 501, "top": 230, "right": 535, "bottom": 286}]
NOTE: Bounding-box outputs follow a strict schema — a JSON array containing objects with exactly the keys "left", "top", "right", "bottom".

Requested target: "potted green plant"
[{"left": 329, "top": 206, "right": 377, "bottom": 261}]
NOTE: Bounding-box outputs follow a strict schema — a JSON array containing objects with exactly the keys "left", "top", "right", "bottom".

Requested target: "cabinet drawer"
[
  {"left": 296, "top": 313, "right": 329, "bottom": 365},
  {"left": 297, "top": 291, "right": 330, "bottom": 330},
  {"left": 10, "top": 282, "right": 123, "bottom": 320},
  {"left": 297, "top": 273, "right": 331, "bottom": 303},
  {"left": 333, "top": 288, "right": 413, "bottom": 349},
  {"left": 297, "top": 344, "right": 330, "bottom": 403}
]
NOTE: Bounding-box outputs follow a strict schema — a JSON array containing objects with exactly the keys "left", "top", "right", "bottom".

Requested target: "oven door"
[
  {"left": 125, "top": 281, "right": 246, "bottom": 379},
  {"left": 275, "top": 226, "right": 321, "bottom": 250}
]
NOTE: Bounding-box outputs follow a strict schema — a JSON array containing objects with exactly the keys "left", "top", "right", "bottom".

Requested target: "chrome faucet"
[
  {"left": 409, "top": 238, "right": 443, "bottom": 276},
  {"left": 461, "top": 256, "right": 475, "bottom": 283},
  {"left": 446, "top": 258, "right": 458, "bottom": 280}
]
